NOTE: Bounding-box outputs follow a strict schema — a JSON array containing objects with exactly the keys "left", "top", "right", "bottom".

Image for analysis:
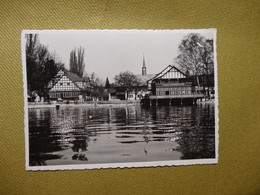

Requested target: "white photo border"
[{"left": 22, "top": 29, "right": 218, "bottom": 171}]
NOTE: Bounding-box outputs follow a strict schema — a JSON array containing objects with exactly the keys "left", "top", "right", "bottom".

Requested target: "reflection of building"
[
  {"left": 47, "top": 69, "right": 86, "bottom": 100},
  {"left": 144, "top": 65, "right": 204, "bottom": 106}
]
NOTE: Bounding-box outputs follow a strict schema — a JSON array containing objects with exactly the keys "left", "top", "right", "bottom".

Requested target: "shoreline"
[
  {"left": 27, "top": 99, "right": 215, "bottom": 109},
  {"left": 28, "top": 101, "right": 141, "bottom": 109}
]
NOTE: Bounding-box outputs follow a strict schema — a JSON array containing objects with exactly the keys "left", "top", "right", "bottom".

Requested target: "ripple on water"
[{"left": 29, "top": 104, "right": 215, "bottom": 165}]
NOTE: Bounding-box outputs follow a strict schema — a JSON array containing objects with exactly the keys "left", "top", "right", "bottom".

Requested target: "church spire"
[
  {"left": 143, "top": 54, "right": 146, "bottom": 67},
  {"left": 142, "top": 54, "right": 146, "bottom": 75}
]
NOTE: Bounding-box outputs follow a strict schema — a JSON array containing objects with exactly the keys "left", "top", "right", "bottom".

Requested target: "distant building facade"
[{"left": 47, "top": 69, "right": 86, "bottom": 100}]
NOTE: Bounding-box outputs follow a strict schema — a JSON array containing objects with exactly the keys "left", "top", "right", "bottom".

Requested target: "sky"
[{"left": 36, "top": 29, "right": 215, "bottom": 81}]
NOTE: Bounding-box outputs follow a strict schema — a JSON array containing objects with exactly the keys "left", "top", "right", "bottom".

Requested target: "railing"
[{"left": 149, "top": 94, "right": 204, "bottom": 99}]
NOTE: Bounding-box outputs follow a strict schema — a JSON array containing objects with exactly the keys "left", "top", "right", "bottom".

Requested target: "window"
[
  {"left": 67, "top": 83, "right": 70, "bottom": 85},
  {"left": 165, "top": 91, "right": 169, "bottom": 95},
  {"left": 60, "top": 83, "right": 63, "bottom": 85}
]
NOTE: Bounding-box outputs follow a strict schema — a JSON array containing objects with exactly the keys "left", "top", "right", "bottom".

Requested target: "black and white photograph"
[{"left": 22, "top": 29, "right": 218, "bottom": 170}]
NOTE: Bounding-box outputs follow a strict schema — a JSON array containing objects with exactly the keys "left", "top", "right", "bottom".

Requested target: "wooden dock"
[{"left": 141, "top": 94, "right": 204, "bottom": 106}]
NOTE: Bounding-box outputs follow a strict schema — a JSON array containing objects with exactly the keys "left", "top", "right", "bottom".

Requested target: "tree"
[
  {"left": 176, "top": 33, "right": 214, "bottom": 87},
  {"left": 69, "top": 46, "right": 85, "bottom": 77},
  {"left": 105, "top": 77, "right": 110, "bottom": 89},
  {"left": 83, "top": 73, "right": 105, "bottom": 100},
  {"left": 114, "top": 71, "right": 141, "bottom": 99},
  {"left": 25, "top": 34, "right": 62, "bottom": 98}
]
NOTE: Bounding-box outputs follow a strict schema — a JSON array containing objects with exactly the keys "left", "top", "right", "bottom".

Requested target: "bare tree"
[
  {"left": 114, "top": 71, "right": 141, "bottom": 99},
  {"left": 83, "top": 73, "right": 104, "bottom": 100},
  {"left": 69, "top": 46, "right": 85, "bottom": 77},
  {"left": 175, "top": 33, "right": 214, "bottom": 93}
]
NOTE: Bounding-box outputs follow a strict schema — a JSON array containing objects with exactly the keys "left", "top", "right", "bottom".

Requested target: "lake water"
[{"left": 28, "top": 104, "right": 215, "bottom": 166}]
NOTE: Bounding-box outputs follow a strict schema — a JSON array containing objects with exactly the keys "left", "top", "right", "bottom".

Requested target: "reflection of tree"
[
  {"left": 29, "top": 107, "right": 87, "bottom": 165},
  {"left": 72, "top": 154, "right": 88, "bottom": 161},
  {"left": 176, "top": 104, "right": 215, "bottom": 159},
  {"left": 71, "top": 131, "right": 90, "bottom": 161},
  {"left": 29, "top": 154, "right": 63, "bottom": 166},
  {"left": 72, "top": 137, "right": 88, "bottom": 152},
  {"left": 29, "top": 109, "right": 65, "bottom": 166},
  {"left": 146, "top": 105, "right": 215, "bottom": 160}
]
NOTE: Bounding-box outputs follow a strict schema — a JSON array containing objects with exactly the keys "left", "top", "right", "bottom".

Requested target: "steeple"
[{"left": 142, "top": 54, "right": 146, "bottom": 75}]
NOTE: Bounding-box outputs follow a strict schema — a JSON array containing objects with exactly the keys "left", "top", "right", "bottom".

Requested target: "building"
[
  {"left": 144, "top": 65, "right": 204, "bottom": 106},
  {"left": 47, "top": 69, "right": 86, "bottom": 100},
  {"left": 110, "top": 55, "right": 155, "bottom": 100}
]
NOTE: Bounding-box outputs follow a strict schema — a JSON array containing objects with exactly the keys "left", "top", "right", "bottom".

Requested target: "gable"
[
  {"left": 47, "top": 69, "right": 65, "bottom": 89},
  {"left": 50, "top": 75, "right": 81, "bottom": 92},
  {"left": 147, "top": 65, "right": 173, "bottom": 83},
  {"left": 160, "top": 67, "right": 186, "bottom": 79},
  {"left": 147, "top": 65, "right": 187, "bottom": 90},
  {"left": 150, "top": 65, "right": 186, "bottom": 81},
  {"left": 56, "top": 69, "right": 65, "bottom": 77}
]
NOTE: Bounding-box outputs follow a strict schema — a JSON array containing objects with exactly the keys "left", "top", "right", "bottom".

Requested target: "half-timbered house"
[
  {"left": 144, "top": 65, "right": 203, "bottom": 106},
  {"left": 47, "top": 69, "right": 86, "bottom": 100}
]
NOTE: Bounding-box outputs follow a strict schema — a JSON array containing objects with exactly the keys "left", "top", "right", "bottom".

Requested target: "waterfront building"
[
  {"left": 144, "top": 65, "right": 204, "bottom": 106},
  {"left": 47, "top": 69, "right": 86, "bottom": 100},
  {"left": 147, "top": 65, "right": 191, "bottom": 96}
]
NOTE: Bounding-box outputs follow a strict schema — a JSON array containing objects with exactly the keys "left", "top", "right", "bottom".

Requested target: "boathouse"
[
  {"left": 144, "top": 65, "right": 203, "bottom": 106},
  {"left": 47, "top": 69, "right": 86, "bottom": 100}
]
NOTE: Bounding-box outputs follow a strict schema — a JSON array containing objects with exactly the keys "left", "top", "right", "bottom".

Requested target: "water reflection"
[{"left": 29, "top": 104, "right": 215, "bottom": 166}]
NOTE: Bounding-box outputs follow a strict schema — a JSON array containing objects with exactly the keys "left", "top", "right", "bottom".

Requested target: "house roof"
[
  {"left": 47, "top": 69, "right": 84, "bottom": 90},
  {"left": 135, "top": 74, "right": 156, "bottom": 85},
  {"left": 147, "top": 65, "right": 187, "bottom": 82},
  {"left": 64, "top": 70, "right": 83, "bottom": 82}
]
